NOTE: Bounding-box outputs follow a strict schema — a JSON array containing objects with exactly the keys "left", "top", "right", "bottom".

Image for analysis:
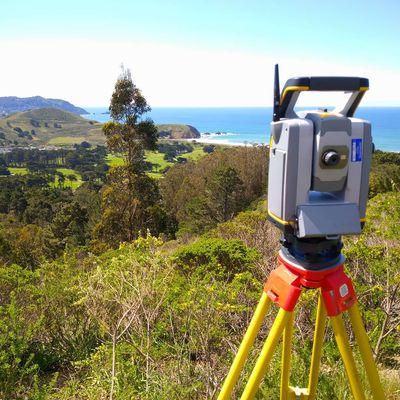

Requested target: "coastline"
[
  {"left": 82, "top": 107, "right": 400, "bottom": 152},
  {"left": 173, "top": 135, "right": 267, "bottom": 147}
]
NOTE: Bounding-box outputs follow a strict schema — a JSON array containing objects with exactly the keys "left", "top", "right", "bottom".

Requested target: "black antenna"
[{"left": 273, "top": 64, "right": 281, "bottom": 122}]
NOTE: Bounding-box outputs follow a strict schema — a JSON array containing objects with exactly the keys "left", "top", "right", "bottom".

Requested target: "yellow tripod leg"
[
  {"left": 348, "top": 303, "right": 385, "bottom": 400},
  {"left": 240, "top": 309, "right": 292, "bottom": 400},
  {"left": 218, "top": 292, "right": 272, "bottom": 400},
  {"left": 330, "top": 314, "right": 366, "bottom": 400},
  {"left": 307, "top": 293, "right": 327, "bottom": 400},
  {"left": 280, "top": 311, "right": 295, "bottom": 400}
]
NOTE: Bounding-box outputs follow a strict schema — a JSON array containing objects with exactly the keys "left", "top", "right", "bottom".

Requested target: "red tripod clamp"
[{"left": 264, "top": 252, "right": 357, "bottom": 316}]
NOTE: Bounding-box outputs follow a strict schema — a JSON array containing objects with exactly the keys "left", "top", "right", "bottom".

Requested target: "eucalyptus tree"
[{"left": 96, "top": 68, "right": 173, "bottom": 245}]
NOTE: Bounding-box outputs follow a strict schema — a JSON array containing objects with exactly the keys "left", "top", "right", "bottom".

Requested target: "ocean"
[{"left": 82, "top": 107, "right": 400, "bottom": 152}]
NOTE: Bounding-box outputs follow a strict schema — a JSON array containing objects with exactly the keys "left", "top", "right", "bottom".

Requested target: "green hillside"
[
  {"left": 0, "top": 110, "right": 201, "bottom": 147},
  {"left": 0, "top": 107, "right": 105, "bottom": 146}
]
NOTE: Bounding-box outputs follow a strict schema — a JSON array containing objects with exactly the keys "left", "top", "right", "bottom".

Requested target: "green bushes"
[
  {"left": 344, "top": 192, "right": 400, "bottom": 362},
  {"left": 369, "top": 163, "right": 400, "bottom": 197},
  {"left": 369, "top": 151, "right": 400, "bottom": 198},
  {"left": 0, "top": 264, "right": 53, "bottom": 398},
  {"left": 1, "top": 222, "right": 399, "bottom": 398},
  {"left": 172, "top": 238, "right": 260, "bottom": 278},
  {"left": 0, "top": 295, "right": 40, "bottom": 398},
  {"left": 38, "top": 236, "right": 262, "bottom": 399},
  {"left": 0, "top": 171, "right": 400, "bottom": 398}
]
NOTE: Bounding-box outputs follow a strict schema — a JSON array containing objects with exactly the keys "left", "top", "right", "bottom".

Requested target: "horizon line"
[{"left": 82, "top": 105, "right": 400, "bottom": 109}]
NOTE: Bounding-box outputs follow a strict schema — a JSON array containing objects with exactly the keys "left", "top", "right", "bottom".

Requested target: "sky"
[{"left": 1, "top": 0, "right": 400, "bottom": 107}]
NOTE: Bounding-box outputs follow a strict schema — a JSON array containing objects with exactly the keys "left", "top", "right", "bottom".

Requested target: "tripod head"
[{"left": 268, "top": 65, "right": 373, "bottom": 265}]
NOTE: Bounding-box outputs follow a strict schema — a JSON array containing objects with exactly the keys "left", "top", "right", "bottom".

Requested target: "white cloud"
[{"left": 0, "top": 39, "right": 399, "bottom": 107}]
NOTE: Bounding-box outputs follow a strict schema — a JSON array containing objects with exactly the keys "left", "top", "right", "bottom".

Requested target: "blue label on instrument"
[{"left": 351, "top": 138, "right": 362, "bottom": 162}]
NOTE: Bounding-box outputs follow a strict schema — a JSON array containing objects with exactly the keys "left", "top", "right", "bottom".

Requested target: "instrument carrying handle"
[{"left": 276, "top": 76, "right": 369, "bottom": 119}]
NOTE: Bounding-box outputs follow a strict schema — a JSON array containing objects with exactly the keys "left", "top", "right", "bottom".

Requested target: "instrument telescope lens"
[{"left": 322, "top": 150, "right": 340, "bottom": 166}]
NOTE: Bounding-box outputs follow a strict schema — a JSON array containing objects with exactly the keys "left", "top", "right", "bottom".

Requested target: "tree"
[
  {"left": 80, "top": 141, "right": 91, "bottom": 149},
  {"left": 67, "top": 174, "right": 77, "bottom": 182},
  {"left": 10, "top": 224, "right": 58, "bottom": 268},
  {"left": 23, "top": 198, "right": 53, "bottom": 226},
  {"left": 55, "top": 172, "right": 65, "bottom": 188},
  {"left": 96, "top": 67, "right": 173, "bottom": 245},
  {"left": 173, "top": 167, "right": 245, "bottom": 235},
  {"left": 102, "top": 67, "right": 158, "bottom": 173},
  {"left": 0, "top": 166, "right": 10, "bottom": 176},
  {"left": 206, "top": 167, "right": 245, "bottom": 223},
  {"left": 160, "top": 146, "right": 268, "bottom": 234},
  {"left": 203, "top": 144, "right": 215, "bottom": 154},
  {"left": 10, "top": 189, "right": 27, "bottom": 217},
  {"left": 95, "top": 167, "right": 175, "bottom": 244},
  {"left": 51, "top": 201, "right": 89, "bottom": 247}
]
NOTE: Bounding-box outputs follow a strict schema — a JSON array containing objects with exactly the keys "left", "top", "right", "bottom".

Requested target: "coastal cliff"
[{"left": 157, "top": 124, "right": 200, "bottom": 139}]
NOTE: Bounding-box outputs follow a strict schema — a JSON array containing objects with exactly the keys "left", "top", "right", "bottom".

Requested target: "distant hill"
[
  {"left": 157, "top": 124, "right": 200, "bottom": 139},
  {"left": 0, "top": 109, "right": 201, "bottom": 147},
  {"left": 0, "top": 96, "right": 88, "bottom": 117},
  {"left": 0, "top": 108, "right": 104, "bottom": 146}
]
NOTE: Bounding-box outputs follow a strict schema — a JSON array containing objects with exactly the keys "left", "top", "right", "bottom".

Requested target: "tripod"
[{"left": 217, "top": 244, "right": 385, "bottom": 400}]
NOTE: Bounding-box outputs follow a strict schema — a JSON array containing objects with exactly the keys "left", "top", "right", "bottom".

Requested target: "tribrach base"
[{"left": 217, "top": 251, "right": 385, "bottom": 400}]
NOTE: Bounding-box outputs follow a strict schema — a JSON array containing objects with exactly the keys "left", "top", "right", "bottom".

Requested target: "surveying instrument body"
[{"left": 218, "top": 66, "right": 385, "bottom": 399}]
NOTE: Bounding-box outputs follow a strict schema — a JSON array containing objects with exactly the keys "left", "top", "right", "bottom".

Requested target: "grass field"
[
  {"left": 145, "top": 151, "right": 173, "bottom": 172},
  {"left": 183, "top": 146, "right": 206, "bottom": 161},
  {"left": 48, "top": 136, "right": 87, "bottom": 145},
  {"left": 106, "top": 153, "right": 171, "bottom": 179},
  {"left": 9, "top": 167, "right": 28, "bottom": 175},
  {"left": 53, "top": 168, "right": 82, "bottom": 189},
  {"left": 8, "top": 166, "right": 82, "bottom": 189},
  {"left": 106, "top": 144, "right": 207, "bottom": 179},
  {"left": 105, "top": 154, "right": 125, "bottom": 167},
  {"left": 7, "top": 144, "right": 207, "bottom": 186}
]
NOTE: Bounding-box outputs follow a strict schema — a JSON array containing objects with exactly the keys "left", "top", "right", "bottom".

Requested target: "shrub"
[
  {"left": 30, "top": 119, "right": 40, "bottom": 128},
  {"left": 203, "top": 144, "right": 215, "bottom": 154},
  {"left": 172, "top": 238, "right": 259, "bottom": 279},
  {"left": 369, "top": 163, "right": 400, "bottom": 198},
  {"left": 0, "top": 166, "right": 10, "bottom": 176},
  {"left": 344, "top": 192, "right": 400, "bottom": 362}
]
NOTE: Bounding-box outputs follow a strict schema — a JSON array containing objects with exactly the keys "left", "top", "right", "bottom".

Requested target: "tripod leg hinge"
[
  {"left": 264, "top": 260, "right": 357, "bottom": 316},
  {"left": 320, "top": 268, "right": 357, "bottom": 316},
  {"left": 264, "top": 264, "right": 302, "bottom": 311}
]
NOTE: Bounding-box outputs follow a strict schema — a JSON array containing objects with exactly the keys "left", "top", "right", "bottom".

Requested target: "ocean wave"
[
  {"left": 195, "top": 136, "right": 263, "bottom": 147},
  {"left": 200, "top": 132, "right": 238, "bottom": 137}
]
